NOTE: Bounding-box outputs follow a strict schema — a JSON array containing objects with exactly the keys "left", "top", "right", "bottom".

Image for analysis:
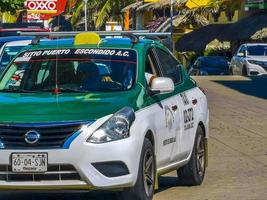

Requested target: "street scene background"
[{"left": 0, "top": 0, "right": 267, "bottom": 199}]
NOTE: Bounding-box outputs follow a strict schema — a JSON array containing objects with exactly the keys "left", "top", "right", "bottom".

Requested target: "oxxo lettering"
[{"left": 27, "top": 0, "right": 57, "bottom": 11}]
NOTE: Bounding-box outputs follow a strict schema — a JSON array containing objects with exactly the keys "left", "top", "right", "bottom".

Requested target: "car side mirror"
[
  {"left": 150, "top": 77, "right": 174, "bottom": 95},
  {"left": 237, "top": 52, "right": 245, "bottom": 57}
]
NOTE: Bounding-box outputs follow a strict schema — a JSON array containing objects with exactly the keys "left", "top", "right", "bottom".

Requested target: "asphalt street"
[{"left": 0, "top": 76, "right": 266, "bottom": 200}]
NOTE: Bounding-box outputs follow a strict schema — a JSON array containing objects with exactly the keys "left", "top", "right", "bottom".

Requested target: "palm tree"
[{"left": 68, "top": 0, "right": 135, "bottom": 30}]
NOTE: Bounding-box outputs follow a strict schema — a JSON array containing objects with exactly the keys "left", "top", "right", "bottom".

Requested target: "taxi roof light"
[{"left": 74, "top": 32, "right": 101, "bottom": 45}]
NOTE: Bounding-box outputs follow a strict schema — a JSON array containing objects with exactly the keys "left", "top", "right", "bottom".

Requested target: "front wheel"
[
  {"left": 177, "top": 126, "right": 206, "bottom": 186},
  {"left": 242, "top": 65, "right": 248, "bottom": 76},
  {"left": 120, "top": 138, "right": 156, "bottom": 200}
]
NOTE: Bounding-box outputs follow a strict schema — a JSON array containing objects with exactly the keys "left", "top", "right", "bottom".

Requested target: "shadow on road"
[
  {"left": 0, "top": 176, "right": 185, "bottom": 200},
  {"left": 157, "top": 176, "right": 187, "bottom": 193},
  {"left": 213, "top": 76, "right": 267, "bottom": 100},
  {"left": 0, "top": 190, "right": 118, "bottom": 200}
]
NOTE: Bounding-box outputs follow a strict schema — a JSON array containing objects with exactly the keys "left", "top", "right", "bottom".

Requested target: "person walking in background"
[{"left": 50, "top": 13, "right": 72, "bottom": 32}]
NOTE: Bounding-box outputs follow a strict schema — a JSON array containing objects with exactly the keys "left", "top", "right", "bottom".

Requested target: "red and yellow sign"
[{"left": 26, "top": 0, "right": 67, "bottom": 20}]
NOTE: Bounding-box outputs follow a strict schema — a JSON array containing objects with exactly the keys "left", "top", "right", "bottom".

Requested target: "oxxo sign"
[{"left": 26, "top": 0, "right": 67, "bottom": 14}]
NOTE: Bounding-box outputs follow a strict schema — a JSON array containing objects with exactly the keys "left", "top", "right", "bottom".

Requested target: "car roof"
[
  {"left": 199, "top": 56, "right": 227, "bottom": 60},
  {"left": 4, "top": 40, "right": 32, "bottom": 47},
  {"left": 0, "top": 36, "right": 34, "bottom": 42},
  {"left": 27, "top": 37, "right": 158, "bottom": 51},
  {"left": 39, "top": 38, "right": 74, "bottom": 46},
  {"left": 244, "top": 43, "right": 267, "bottom": 46}
]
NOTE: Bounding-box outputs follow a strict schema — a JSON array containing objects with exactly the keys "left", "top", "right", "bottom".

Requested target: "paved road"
[{"left": 1, "top": 76, "right": 266, "bottom": 200}]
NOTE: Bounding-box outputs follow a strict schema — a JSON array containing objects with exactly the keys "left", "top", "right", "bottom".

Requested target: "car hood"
[
  {"left": 246, "top": 56, "right": 267, "bottom": 62},
  {"left": 0, "top": 87, "right": 143, "bottom": 123},
  {"left": 202, "top": 66, "right": 229, "bottom": 72}
]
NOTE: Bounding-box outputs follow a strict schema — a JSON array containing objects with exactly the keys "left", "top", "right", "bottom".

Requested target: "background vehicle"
[
  {"left": 0, "top": 23, "right": 49, "bottom": 37},
  {"left": 230, "top": 43, "right": 267, "bottom": 76},
  {"left": 0, "top": 32, "right": 209, "bottom": 200},
  {"left": 0, "top": 36, "right": 34, "bottom": 49},
  {"left": 188, "top": 56, "right": 231, "bottom": 76}
]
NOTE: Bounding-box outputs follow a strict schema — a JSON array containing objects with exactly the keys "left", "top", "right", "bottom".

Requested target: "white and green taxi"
[{"left": 0, "top": 32, "right": 209, "bottom": 200}]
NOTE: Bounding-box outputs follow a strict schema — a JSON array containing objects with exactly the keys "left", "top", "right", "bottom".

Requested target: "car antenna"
[
  {"left": 31, "top": 36, "right": 42, "bottom": 45},
  {"left": 53, "top": 17, "right": 61, "bottom": 95},
  {"left": 121, "top": 33, "right": 139, "bottom": 48}
]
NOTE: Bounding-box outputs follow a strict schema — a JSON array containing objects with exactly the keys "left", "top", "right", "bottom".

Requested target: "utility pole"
[
  {"left": 84, "top": 0, "right": 88, "bottom": 31},
  {"left": 170, "top": 0, "right": 174, "bottom": 52}
]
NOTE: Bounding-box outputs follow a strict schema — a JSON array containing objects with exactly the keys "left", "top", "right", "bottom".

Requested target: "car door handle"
[{"left": 172, "top": 105, "right": 178, "bottom": 111}]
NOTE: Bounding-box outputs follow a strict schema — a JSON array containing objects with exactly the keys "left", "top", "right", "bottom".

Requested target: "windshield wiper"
[
  {"left": 37, "top": 88, "right": 85, "bottom": 93},
  {"left": 58, "top": 88, "right": 85, "bottom": 93}
]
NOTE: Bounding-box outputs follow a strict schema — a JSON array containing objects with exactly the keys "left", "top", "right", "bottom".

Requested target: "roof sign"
[
  {"left": 74, "top": 32, "right": 101, "bottom": 45},
  {"left": 26, "top": 0, "right": 67, "bottom": 20}
]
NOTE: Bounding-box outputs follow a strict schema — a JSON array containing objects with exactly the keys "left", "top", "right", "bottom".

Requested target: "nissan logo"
[{"left": 24, "top": 130, "right": 41, "bottom": 144}]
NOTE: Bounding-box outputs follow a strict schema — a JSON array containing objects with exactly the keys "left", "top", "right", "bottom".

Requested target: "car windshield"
[
  {"left": 0, "top": 46, "right": 25, "bottom": 69},
  {"left": 0, "top": 48, "right": 137, "bottom": 93},
  {"left": 200, "top": 57, "right": 228, "bottom": 69},
  {"left": 247, "top": 45, "right": 267, "bottom": 56}
]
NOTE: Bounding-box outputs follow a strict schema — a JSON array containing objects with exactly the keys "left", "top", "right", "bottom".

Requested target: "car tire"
[
  {"left": 242, "top": 65, "right": 248, "bottom": 76},
  {"left": 229, "top": 68, "right": 234, "bottom": 75},
  {"left": 120, "top": 138, "right": 156, "bottom": 200},
  {"left": 177, "top": 126, "right": 206, "bottom": 186}
]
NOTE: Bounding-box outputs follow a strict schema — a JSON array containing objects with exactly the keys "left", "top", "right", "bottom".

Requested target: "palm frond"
[
  {"left": 71, "top": 0, "right": 84, "bottom": 26},
  {"left": 95, "top": 0, "right": 112, "bottom": 29}
]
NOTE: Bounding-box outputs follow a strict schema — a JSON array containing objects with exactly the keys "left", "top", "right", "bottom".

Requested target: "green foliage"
[
  {"left": 95, "top": 0, "right": 112, "bottom": 29},
  {"left": 69, "top": 0, "right": 135, "bottom": 30},
  {"left": 0, "top": 0, "right": 25, "bottom": 14}
]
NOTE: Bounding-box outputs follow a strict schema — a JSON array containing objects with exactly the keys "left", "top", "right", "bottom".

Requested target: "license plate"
[{"left": 11, "top": 153, "right": 48, "bottom": 173}]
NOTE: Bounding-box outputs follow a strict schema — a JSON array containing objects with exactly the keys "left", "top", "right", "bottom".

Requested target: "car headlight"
[
  {"left": 0, "top": 139, "right": 4, "bottom": 149},
  {"left": 87, "top": 107, "right": 135, "bottom": 144},
  {"left": 248, "top": 60, "right": 263, "bottom": 66}
]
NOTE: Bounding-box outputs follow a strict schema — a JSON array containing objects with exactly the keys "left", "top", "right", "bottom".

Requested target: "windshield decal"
[{"left": 21, "top": 48, "right": 133, "bottom": 59}]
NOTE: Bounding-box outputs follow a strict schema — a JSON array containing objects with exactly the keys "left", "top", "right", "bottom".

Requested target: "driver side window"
[
  {"left": 238, "top": 45, "right": 246, "bottom": 55},
  {"left": 145, "top": 49, "right": 160, "bottom": 87},
  {"left": 154, "top": 48, "right": 181, "bottom": 84}
]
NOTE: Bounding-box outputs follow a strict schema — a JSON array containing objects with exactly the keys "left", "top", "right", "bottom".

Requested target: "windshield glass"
[
  {"left": 0, "top": 48, "right": 137, "bottom": 93},
  {"left": 0, "top": 46, "right": 25, "bottom": 71},
  {"left": 247, "top": 45, "right": 267, "bottom": 56},
  {"left": 200, "top": 57, "right": 229, "bottom": 69}
]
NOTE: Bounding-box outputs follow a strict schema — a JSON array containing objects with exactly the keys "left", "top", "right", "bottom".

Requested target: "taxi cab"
[{"left": 0, "top": 32, "right": 209, "bottom": 200}]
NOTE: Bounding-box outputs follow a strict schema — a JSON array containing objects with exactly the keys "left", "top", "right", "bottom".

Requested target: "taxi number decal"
[
  {"left": 180, "top": 93, "right": 189, "bottom": 106},
  {"left": 184, "top": 108, "right": 194, "bottom": 130},
  {"left": 163, "top": 137, "right": 176, "bottom": 146}
]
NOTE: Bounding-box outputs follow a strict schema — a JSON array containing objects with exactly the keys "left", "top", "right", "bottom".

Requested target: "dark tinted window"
[
  {"left": 247, "top": 45, "right": 267, "bottom": 56},
  {"left": 154, "top": 48, "right": 181, "bottom": 84},
  {"left": 200, "top": 57, "right": 229, "bottom": 69}
]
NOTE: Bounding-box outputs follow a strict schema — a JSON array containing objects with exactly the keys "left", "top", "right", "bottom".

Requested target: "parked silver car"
[{"left": 230, "top": 43, "right": 267, "bottom": 76}]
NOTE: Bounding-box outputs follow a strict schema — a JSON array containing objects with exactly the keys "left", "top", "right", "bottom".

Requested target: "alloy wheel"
[{"left": 143, "top": 149, "right": 155, "bottom": 197}]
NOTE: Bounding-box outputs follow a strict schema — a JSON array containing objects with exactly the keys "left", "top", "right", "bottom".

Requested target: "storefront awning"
[
  {"left": 175, "top": 12, "right": 267, "bottom": 52},
  {"left": 217, "top": 12, "right": 267, "bottom": 41},
  {"left": 175, "top": 24, "right": 229, "bottom": 52}
]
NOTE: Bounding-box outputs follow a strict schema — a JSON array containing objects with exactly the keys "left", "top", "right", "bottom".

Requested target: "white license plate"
[{"left": 11, "top": 153, "right": 48, "bottom": 173}]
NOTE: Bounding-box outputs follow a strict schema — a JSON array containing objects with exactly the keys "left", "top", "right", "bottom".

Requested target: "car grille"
[
  {"left": 0, "top": 122, "right": 87, "bottom": 149},
  {"left": 0, "top": 164, "right": 81, "bottom": 182}
]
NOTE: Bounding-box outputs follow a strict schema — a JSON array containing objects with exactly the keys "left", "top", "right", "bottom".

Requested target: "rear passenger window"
[{"left": 154, "top": 48, "right": 181, "bottom": 84}]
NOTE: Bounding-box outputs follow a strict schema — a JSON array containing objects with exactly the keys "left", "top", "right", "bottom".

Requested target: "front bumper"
[
  {"left": 247, "top": 63, "right": 267, "bottom": 76},
  {"left": 0, "top": 120, "right": 141, "bottom": 190}
]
